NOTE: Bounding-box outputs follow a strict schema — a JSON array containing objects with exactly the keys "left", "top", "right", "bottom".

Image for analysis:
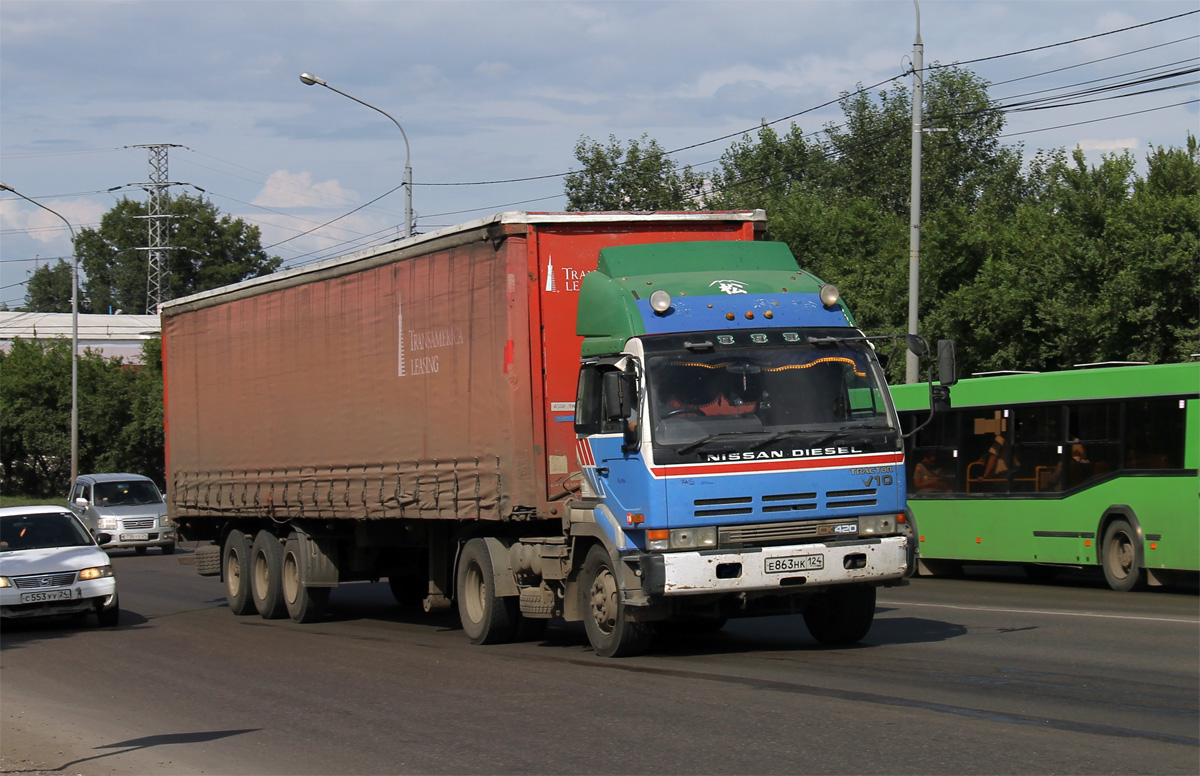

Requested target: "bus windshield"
[{"left": 643, "top": 330, "right": 896, "bottom": 450}]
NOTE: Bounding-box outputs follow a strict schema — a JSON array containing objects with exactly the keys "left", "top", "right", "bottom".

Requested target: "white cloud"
[
  {"left": 253, "top": 170, "right": 360, "bottom": 209},
  {"left": 474, "top": 61, "right": 515, "bottom": 80},
  {"left": 1076, "top": 138, "right": 1141, "bottom": 152}
]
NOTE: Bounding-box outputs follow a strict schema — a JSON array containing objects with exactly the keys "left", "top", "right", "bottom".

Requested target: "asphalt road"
[{"left": 2, "top": 550, "right": 1197, "bottom": 776}]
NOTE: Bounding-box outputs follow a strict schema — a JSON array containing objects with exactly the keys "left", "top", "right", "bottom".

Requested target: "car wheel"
[
  {"left": 134, "top": 546, "right": 147, "bottom": 556},
  {"left": 161, "top": 542, "right": 176, "bottom": 556},
  {"left": 95, "top": 596, "right": 120, "bottom": 627}
]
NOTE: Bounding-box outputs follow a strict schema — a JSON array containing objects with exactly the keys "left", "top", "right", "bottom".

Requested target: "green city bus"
[{"left": 890, "top": 362, "right": 1199, "bottom": 591}]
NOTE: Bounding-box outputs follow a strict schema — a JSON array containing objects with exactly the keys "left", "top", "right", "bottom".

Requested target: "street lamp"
[
  {"left": 1, "top": 182, "right": 80, "bottom": 484},
  {"left": 906, "top": 0, "right": 924, "bottom": 384},
  {"left": 299, "top": 72, "right": 413, "bottom": 239}
]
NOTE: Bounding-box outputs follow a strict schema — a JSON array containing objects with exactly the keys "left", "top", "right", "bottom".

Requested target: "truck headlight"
[
  {"left": 97, "top": 517, "right": 118, "bottom": 530},
  {"left": 78, "top": 565, "right": 114, "bottom": 580},
  {"left": 860, "top": 514, "right": 901, "bottom": 536},
  {"left": 670, "top": 526, "right": 717, "bottom": 549},
  {"left": 646, "top": 527, "right": 718, "bottom": 551}
]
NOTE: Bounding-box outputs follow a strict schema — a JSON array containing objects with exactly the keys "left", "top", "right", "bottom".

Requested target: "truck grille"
[
  {"left": 13, "top": 573, "right": 76, "bottom": 589},
  {"left": 692, "top": 488, "right": 876, "bottom": 520},
  {"left": 718, "top": 518, "right": 860, "bottom": 548}
]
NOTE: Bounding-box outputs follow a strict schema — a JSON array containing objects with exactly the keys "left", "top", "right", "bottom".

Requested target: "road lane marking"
[{"left": 879, "top": 598, "right": 1198, "bottom": 624}]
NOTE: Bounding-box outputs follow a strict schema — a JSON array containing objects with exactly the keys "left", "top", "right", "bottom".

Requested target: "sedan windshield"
[
  {"left": 1, "top": 512, "right": 95, "bottom": 552},
  {"left": 646, "top": 330, "right": 895, "bottom": 449}
]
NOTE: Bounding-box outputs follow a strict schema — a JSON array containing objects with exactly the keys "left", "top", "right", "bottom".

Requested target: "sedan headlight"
[
  {"left": 97, "top": 517, "right": 118, "bottom": 530},
  {"left": 0, "top": 576, "right": 11, "bottom": 588},
  {"left": 78, "top": 565, "right": 114, "bottom": 580}
]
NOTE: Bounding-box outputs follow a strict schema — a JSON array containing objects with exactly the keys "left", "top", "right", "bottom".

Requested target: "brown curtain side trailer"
[{"left": 163, "top": 218, "right": 543, "bottom": 533}]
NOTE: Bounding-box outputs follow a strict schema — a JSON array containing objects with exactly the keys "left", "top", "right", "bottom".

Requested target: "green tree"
[
  {"left": 565, "top": 134, "right": 703, "bottom": 211},
  {"left": 23, "top": 259, "right": 75, "bottom": 312},
  {"left": 0, "top": 337, "right": 164, "bottom": 497},
  {"left": 74, "top": 194, "right": 281, "bottom": 314}
]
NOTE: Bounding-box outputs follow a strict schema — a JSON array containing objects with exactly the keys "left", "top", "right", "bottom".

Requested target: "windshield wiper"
[{"left": 676, "top": 431, "right": 761, "bottom": 455}]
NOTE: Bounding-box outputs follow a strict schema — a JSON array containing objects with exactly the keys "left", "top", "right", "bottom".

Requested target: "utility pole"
[
  {"left": 906, "top": 0, "right": 924, "bottom": 384},
  {"left": 134, "top": 144, "right": 182, "bottom": 313}
]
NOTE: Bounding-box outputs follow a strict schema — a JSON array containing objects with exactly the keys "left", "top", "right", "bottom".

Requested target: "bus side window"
[
  {"left": 1067, "top": 402, "right": 1120, "bottom": 486},
  {"left": 1125, "top": 398, "right": 1186, "bottom": 469}
]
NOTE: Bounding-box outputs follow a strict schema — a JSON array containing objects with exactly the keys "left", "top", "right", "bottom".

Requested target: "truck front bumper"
[{"left": 639, "top": 535, "right": 909, "bottom": 596}]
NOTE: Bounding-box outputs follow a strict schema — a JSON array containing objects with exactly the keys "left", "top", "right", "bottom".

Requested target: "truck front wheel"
[
  {"left": 251, "top": 531, "right": 287, "bottom": 619},
  {"left": 456, "top": 538, "right": 517, "bottom": 644},
  {"left": 579, "top": 545, "right": 652, "bottom": 658},
  {"left": 282, "top": 533, "right": 330, "bottom": 623},
  {"left": 803, "top": 584, "right": 876, "bottom": 646},
  {"left": 223, "top": 530, "right": 255, "bottom": 616}
]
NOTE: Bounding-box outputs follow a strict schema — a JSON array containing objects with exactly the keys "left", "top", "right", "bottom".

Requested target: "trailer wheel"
[
  {"left": 251, "top": 531, "right": 287, "bottom": 619},
  {"left": 1102, "top": 519, "right": 1143, "bottom": 592},
  {"left": 282, "top": 533, "right": 330, "bottom": 623},
  {"left": 456, "top": 538, "right": 517, "bottom": 644},
  {"left": 803, "top": 584, "right": 876, "bottom": 646},
  {"left": 223, "top": 529, "right": 255, "bottom": 616},
  {"left": 579, "top": 545, "right": 652, "bottom": 658}
]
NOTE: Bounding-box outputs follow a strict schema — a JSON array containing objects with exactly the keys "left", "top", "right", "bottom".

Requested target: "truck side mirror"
[
  {"left": 905, "top": 335, "right": 927, "bottom": 357},
  {"left": 602, "top": 370, "right": 637, "bottom": 421},
  {"left": 937, "top": 339, "right": 958, "bottom": 387}
]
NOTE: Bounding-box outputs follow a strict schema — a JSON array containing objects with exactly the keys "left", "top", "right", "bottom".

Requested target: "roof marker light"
[
  {"left": 650, "top": 289, "right": 672, "bottom": 314},
  {"left": 819, "top": 284, "right": 840, "bottom": 307}
]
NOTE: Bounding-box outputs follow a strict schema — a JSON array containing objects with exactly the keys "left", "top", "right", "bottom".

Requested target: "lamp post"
[
  {"left": 299, "top": 72, "right": 413, "bottom": 239},
  {"left": 1, "top": 182, "right": 80, "bottom": 484},
  {"left": 906, "top": 0, "right": 924, "bottom": 384}
]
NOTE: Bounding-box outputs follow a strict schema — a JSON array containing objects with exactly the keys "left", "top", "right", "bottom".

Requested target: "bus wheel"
[
  {"left": 1102, "top": 519, "right": 1143, "bottom": 592},
  {"left": 456, "top": 538, "right": 517, "bottom": 644},
  {"left": 223, "top": 529, "right": 255, "bottom": 615},
  {"left": 251, "top": 531, "right": 287, "bottom": 619},
  {"left": 804, "top": 584, "right": 876, "bottom": 645},
  {"left": 579, "top": 545, "right": 652, "bottom": 658},
  {"left": 282, "top": 533, "right": 329, "bottom": 623}
]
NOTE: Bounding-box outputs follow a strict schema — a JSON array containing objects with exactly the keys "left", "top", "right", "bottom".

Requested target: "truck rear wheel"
[
  {"left": 456, "top": 538, "right": 517, "bottom": 644},
  {"left": 579, "top": 545, "right": 652, "bottom": 658},
  {"left": 282, "top": 533, "right": 330, "bottom": 623},
  {"left": 223, "top": 529, "right": 255, "bottom": 615},
  {"left": 803, "top": 584, "right": 876, "bottom": 646},
  {"left": 251, "top": 531, "right": 287, "bottom": 619}
]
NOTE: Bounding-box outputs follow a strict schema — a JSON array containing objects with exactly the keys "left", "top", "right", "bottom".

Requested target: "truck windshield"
[{"left": 644, "top": 330, "right": 896, "bottom": 452}]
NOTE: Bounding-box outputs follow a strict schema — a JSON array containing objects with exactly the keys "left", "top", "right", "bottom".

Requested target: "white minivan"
[{"left": 69, "top": 473, "right": 176, "bottom": 555}]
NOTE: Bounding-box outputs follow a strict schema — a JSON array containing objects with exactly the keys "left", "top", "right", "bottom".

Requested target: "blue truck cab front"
[{"left": 569, "top": 241, "right": 912, "bottom": 648}]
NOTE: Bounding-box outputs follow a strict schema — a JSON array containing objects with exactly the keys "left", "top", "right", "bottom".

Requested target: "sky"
[{"left": 1, "top": 0, "right": 1197, "bottom": 310}]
